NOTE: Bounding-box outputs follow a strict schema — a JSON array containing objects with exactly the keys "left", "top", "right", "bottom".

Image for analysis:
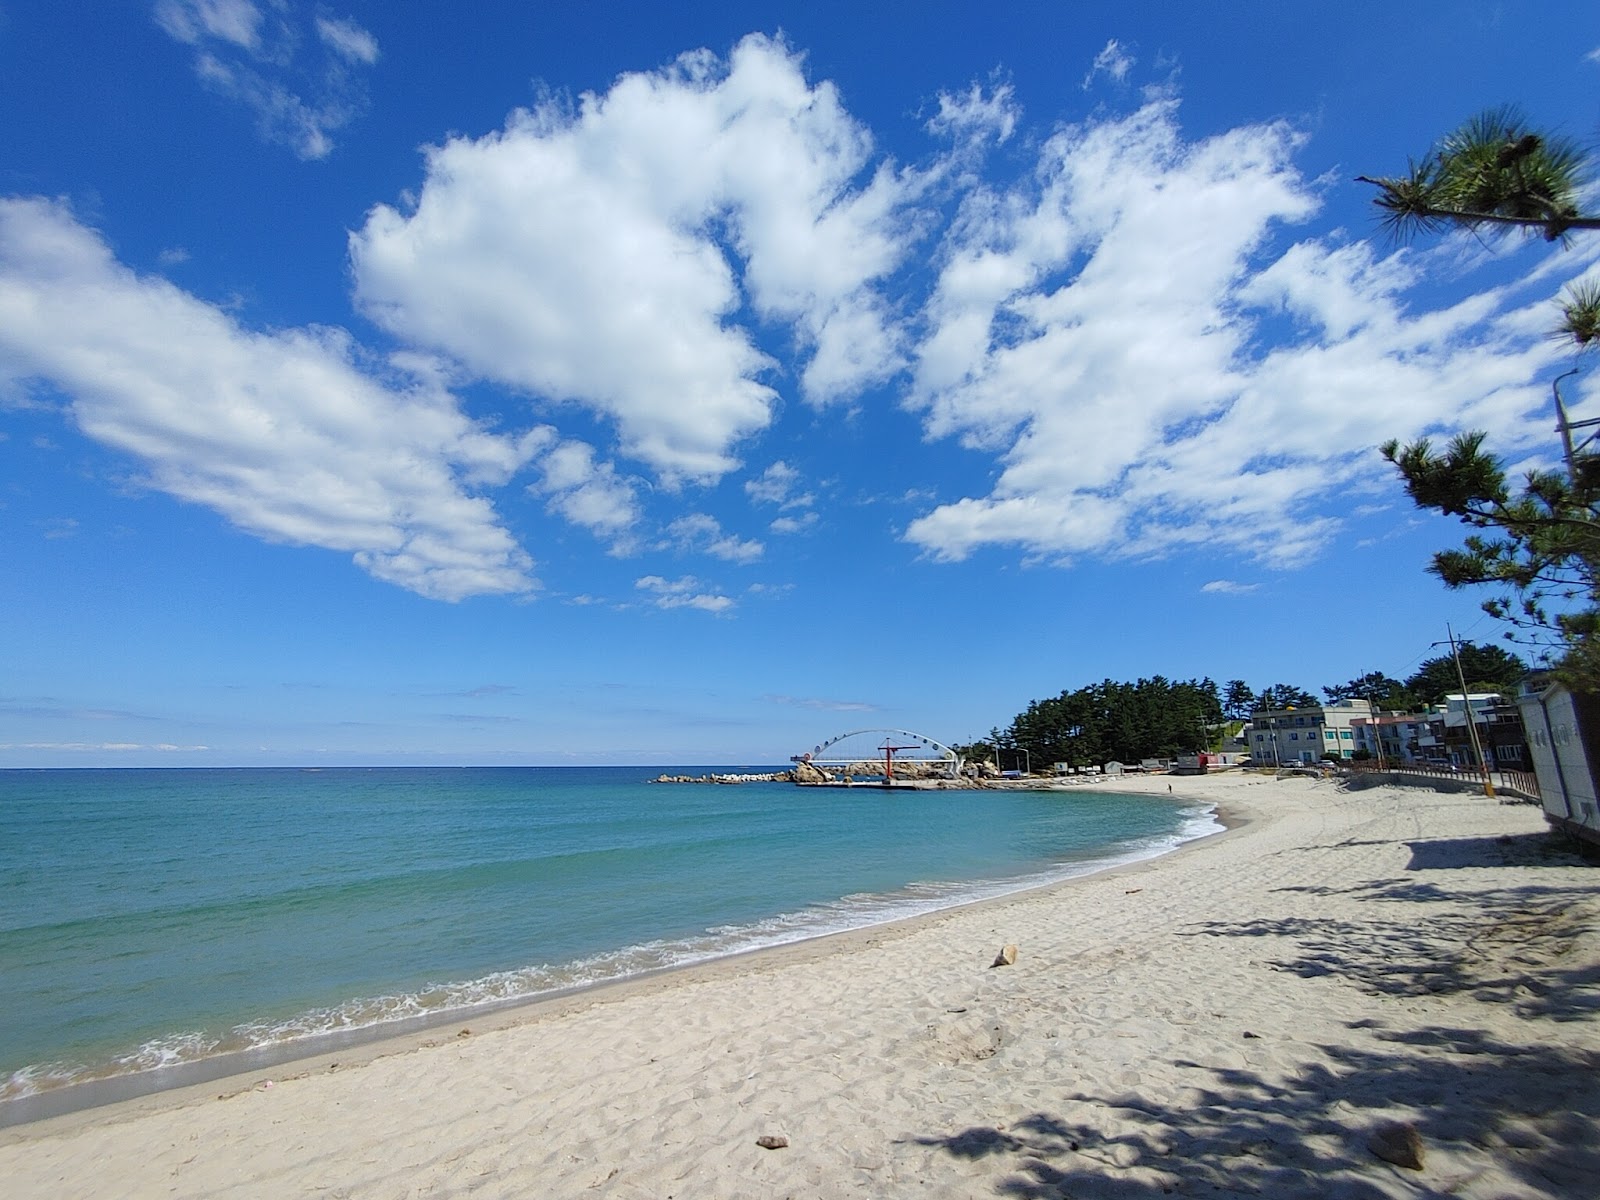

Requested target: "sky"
[{"left": 3, "top": 1, "right": 1600, "bottom": 767}]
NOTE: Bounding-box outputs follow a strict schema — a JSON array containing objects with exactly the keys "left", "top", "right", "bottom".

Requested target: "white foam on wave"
[{"left": 3, "top": 802, "right": 1223, "bottom": 1101}]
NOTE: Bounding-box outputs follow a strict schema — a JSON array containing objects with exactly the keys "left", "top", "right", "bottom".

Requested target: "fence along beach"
[{"left": 2, "top": 771, "right": 1596, "bottom": 1198}]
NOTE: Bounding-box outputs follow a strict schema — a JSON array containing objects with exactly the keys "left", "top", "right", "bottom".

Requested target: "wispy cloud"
[
  {"left": 663, "top": 514, "right": 763, "bottom": 563},
  {"left": 1083, "top": 38, "right": 1135, "bottom": 88},
  {"left": 1201, "top": 579, "right": 1259, "bottom": 595},
  {"left": 154, "top": 1, "right": 379, "bottom": 159},
  {"left": 0, "top": 741, "right": 209, "bottom": 752},
  {"left": 635, "top": 574, "right": 734, "bottom": 613},
  {"left": 764, "top": 694, "right": 879, "bottom": 712}
]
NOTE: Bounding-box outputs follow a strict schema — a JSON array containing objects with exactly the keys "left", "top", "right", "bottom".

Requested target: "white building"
[{"left": 1247, "top": 698, "right": 1373, "bottom": 765}]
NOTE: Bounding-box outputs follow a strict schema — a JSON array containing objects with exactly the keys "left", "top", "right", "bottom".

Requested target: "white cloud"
[
  {"left": 769, "top": 512, "right": 819, "bottom": 535},
  {"left": 744, "top": 460, "right": 815, "bottom": 508},
  {"left": 316, "top": 15, "right": 379, "bottom": 65},
  {"left": 155, "top": 2, "right": 379, "bottom": 159},
  {"left": 664, "top": 513, "right": 764, "bottom": 563},
  {"left": 763, "top": 694, "right": 879, "bottom": 712},
  {"left": 0, "top": 198, "right": 538, "bottom": 601},
  {"left": 1201, "top": 580, "right": 1258, "bottom": 595},
  {"left": 0, "top": 741, "right": 209, "bottom": 752},
  {"left": 154, "top": 0, "right": 263, "bottom": 50},
  {"left": 1083, "top": 39, "right": 1135, "bottom": 88},
  {"left": 927, "top": 81, "right": 1019, "bottom": 147},
  {"left": 530, "top": 436, "right": 642, "bottom": 546},
  {"left": 635, "top": 574, "right": 734, "bottom": 613},
  {"left": 902, "top": 99, "right": 1593, "bottom": 569},
  {"left": 350, "top": 34, "right": 914, "bottom": 484}
]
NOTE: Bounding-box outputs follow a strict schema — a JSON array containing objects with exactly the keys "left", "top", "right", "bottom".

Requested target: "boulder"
[{"left": 793, "top": 760, "right": 830, "bottom": 784}]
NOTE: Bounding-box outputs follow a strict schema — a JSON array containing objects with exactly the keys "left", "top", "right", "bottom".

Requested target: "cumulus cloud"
[
  {"left": 746, "top": 459, "right": 818, "bottom": 535},
  {"left": 350, "top": 34, "right": 914, "bottom": 484},
  {"left": 902, "top": 99, "right": 1595, "bottom": 568},
  {"left": 0, "top": 198, "right": 538, "bottom": 601},
  {"left": 154, "top": 1, "right": 379, "bottom": 159},
  {"left": 745, "top": 460, "right": 816, "bottom": 508},
  {"left": 529, "top": 436, "right": 642, "bottom": 547},
  {"left": 635, "top": 574, "right": 734, "bottom": 613}
]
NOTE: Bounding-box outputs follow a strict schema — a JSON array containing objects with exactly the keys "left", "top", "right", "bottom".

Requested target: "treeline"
[
  {"left": 982, "top": 676, "right": 1224, "bottom": 770},
  {"left": 966, "top": 641, "right": 1529, "bottom": 770}
]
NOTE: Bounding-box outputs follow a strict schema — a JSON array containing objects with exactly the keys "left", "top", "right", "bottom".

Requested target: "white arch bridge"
[{"left": 791, "top": 728, "right": 963, "bottom": 784}]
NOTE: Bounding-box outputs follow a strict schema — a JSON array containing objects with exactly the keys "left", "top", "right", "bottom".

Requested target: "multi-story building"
[
  {"left": 1350, "top": 712, "right": 1435, "bottom": 765},
  {"left": 1351, "top": 693, "right": 1530, "bottom": 770},
  {"left": 1246, "top": 698, "right": 1373, "bottom": 765}
]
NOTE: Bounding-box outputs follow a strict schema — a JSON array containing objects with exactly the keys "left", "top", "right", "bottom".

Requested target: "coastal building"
[
  {"left": 1517, "top": 678, "right": 1600, "bottom": 857},
  {"left": 1247, "top": 698, "right": 1373, "bottom": 765},
  {"left": 1417, "top": 693, "right": 1531, "bottom": 770},
  {"left": 1350, "top": 695, "right": 1530, "bottom": 771},
  {"left": 1349, "top": 712, "right": 1435, "bottom": 765}
]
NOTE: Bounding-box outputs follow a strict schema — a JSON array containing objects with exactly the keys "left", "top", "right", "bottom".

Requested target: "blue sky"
[{"left": 3, "top": 1, "right": 1599, "bottom": 766}]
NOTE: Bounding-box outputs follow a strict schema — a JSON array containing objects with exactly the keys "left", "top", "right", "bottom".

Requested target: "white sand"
[{"left": 3, "top": 773, "right": 1597, "bottom": 1198}]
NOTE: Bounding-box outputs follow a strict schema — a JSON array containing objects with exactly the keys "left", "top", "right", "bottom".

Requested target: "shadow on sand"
[{"left": 911, "top": 835, "right": 1599, "bottom": 1197}]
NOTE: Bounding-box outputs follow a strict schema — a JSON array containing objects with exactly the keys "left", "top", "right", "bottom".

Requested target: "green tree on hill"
[
  {"left": 1403, "top": 642, "right": 1527, "bottom": 706},
  {"left": 1253, "top": 684, "right": 1319, "bottom": 711},
  {"left": 1002, "top": 676, "right": 1223, "bottom": 769},
  {"left": 1222, "top": 679, "right": 1255, "bottom": 720},
  {"left": 1323, "top": 670, "right": 1413, "bottom": 710}
]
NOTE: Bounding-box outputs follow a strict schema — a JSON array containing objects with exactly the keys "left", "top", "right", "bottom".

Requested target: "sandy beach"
[{"left": 3, "top": 772, "right": 1596, "bottom": 1198}]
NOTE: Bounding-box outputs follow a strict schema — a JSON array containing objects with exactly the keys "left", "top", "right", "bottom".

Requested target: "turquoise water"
[{"left": 0, "top": 767, "right": 1215, "bottom": 1106}]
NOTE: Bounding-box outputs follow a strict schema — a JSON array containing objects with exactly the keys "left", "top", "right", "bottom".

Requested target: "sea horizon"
[{"left": 1, "top": 765, "right": 1218, "bottom": 1124}]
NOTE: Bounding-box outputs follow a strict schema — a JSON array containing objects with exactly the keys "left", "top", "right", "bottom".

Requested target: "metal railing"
[{"left": 1341, "top": 759, "right": 1540, "bottom": 800}]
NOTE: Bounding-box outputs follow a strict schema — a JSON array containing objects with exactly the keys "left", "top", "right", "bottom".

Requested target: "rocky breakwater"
[{"left": 651, "top": 771, "right": 796, "bottom": 784}]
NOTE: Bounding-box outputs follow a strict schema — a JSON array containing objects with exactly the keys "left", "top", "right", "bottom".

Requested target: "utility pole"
[
  {"left": 1445, "top": 624, "right": 1496, "bottom": 799},
  {"left": 1553, "top": 367, "right": 1590, "bottom": 480}
]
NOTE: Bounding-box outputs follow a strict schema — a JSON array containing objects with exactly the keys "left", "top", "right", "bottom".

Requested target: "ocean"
[{"left": 0, "top": 766, "right": 1217, "bottom": 1119}]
